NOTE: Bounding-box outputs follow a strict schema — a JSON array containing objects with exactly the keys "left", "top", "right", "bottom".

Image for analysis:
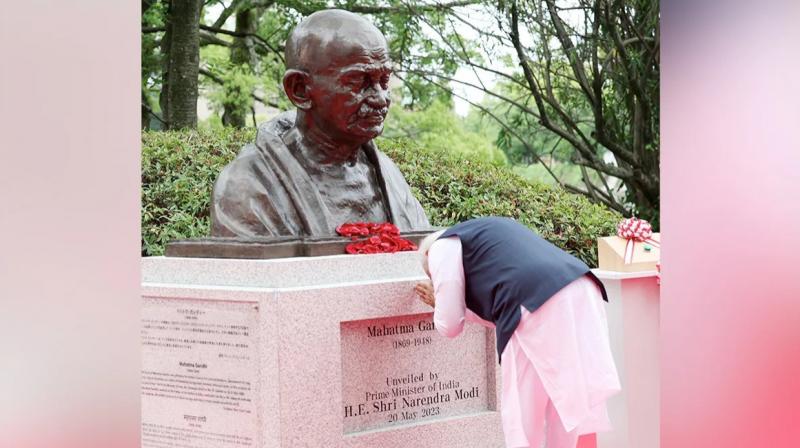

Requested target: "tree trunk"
[
  {"left": 142, "top": 0, "right": 156, "bottom": 130},
  {"left": 161, "top": 0, "right": 201, "bottom": 129},
  {"left": 158, "top": 1, "right": 172, "bottom": 126},
  {"left": 142, "top": 89, "right": 151, "bottom": 130},
  {"left": 222, "top": 8, "right": 257, "bottom": 128}
]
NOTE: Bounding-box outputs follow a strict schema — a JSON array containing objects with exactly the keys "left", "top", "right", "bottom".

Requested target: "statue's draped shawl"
[{"left": 211, "top": 111, "right": 430, "bottom": 237}]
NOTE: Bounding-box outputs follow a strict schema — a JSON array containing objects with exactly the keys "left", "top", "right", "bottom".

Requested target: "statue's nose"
[{"left": 366, "top": 84, "right": 390, "bottom": 109}]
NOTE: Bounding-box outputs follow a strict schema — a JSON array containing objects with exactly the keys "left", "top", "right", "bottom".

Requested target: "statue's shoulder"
[
  {"left": 366, "top": 141, "right": 417, "bottom": 194},
  {"left": 256, "top": 110, "right": 296, "bottom": 139},
  {"left": 369, "top": 142, "right": 404, "bottom": 176},
  {"left": 214, "top": 111, "right": 299, "bottom": 199},
  {"left": 213, "top": 143, "right": 262, "bottom": 201},
  {"left": 218, "top": 143, "right": 260, "bottom": 178},
  {"left": 364, "top": 140, "right": 389, "bottom": 164},
  {"left": 221, "top": 110, "right": 297, "bottom": 176}
]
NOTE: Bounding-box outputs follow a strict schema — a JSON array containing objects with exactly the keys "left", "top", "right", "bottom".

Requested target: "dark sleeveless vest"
[{"left": 438, "top": 216, "right": 608, "bottom": 361}]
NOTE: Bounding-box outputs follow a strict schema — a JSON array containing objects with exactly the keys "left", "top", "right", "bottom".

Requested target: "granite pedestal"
[{"left": 141, "top": 252, "right": 504, "bottom": 448}]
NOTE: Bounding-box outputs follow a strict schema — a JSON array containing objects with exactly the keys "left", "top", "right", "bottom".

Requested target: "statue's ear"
[{"left": 283, "top": 69, "right": 313, "bottom": 110}]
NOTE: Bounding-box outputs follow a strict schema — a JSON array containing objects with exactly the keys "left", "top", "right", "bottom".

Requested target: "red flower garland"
[{"left": 336, "top": 222, "right": 417, "bottom": 254}]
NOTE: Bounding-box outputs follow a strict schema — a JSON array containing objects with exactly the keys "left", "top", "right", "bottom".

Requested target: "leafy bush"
[
  {"left": 142, "top": 130, "right": 621, "bottom": 266},
  {"left": 382, "top": 101, "right": 508, "bottom": 166},
  {"left": 380, "top": 138, "right": 621, "bottom": 266},
  {"left": 142, "top": 128, "right": 256, "bottom": 256}
]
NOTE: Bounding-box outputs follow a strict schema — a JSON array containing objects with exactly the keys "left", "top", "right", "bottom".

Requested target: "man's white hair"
[{"left": 418, "top": 229, "right": 447, "bottom": 275}]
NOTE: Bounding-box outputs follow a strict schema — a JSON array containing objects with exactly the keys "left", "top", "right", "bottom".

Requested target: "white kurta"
[{"left": 428, "top": 236, "right": 621, "bottom": 448}]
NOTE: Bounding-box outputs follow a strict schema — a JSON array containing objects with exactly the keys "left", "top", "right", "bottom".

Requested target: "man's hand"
[{"left": 415, "top": 280, "right": 435, "bottom": 308}]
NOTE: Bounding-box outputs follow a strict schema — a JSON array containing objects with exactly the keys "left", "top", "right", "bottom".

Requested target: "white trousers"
[
  {"left": 502, "top": 334, "right": 581, "bottom": 448},
  {"left": 499, "top": 275, "right": 620, "bottom": 448}
]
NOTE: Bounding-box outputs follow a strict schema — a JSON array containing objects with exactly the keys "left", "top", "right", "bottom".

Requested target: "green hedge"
[{"left": 142, "top": 129, "right": 621, "bottom": 266}]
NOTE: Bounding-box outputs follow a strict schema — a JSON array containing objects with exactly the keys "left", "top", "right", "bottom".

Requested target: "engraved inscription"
[
  {"left": 340, "top": 313, "right": 490, "bottom": 434},
  {"left": 141, "top": 298, "right": 258, "bottom": 448}
]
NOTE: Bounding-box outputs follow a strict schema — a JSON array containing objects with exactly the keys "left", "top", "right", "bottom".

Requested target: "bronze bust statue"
[{"left": 211, "top": 9, "right": 430, "bottom": 238}]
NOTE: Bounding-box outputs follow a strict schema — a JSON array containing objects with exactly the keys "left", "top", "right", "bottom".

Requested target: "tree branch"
[
  {"left": 199, "top": 24, "right": 284, "bottom": 63},
  {"left": 211, "top": 0, "right": 244, "bottom": 29},
  {"left": 449, "top": 9, "right": 511, "bottom": 44},
  {"left": 533, "top": 1, "right": 638, "bottom": 166},
  {"left": 399, "top": 69, "right": 541, "bottom": 119},
  {"left": 293, "top": 0, "right": 481, "bottom": 15},
  {"left": 199, "top": 67, "right": 280, "bottom": 108},
  {"left": 600, "top": 2, "right": 645, "bottom": 104},
  {"left": 543, "top": 0, "right": 597, "bottom": 106},
  {"left": 577, "top": 163, "right": 624, "bottom": 209},
  {"left": 142, "top": 102, "right": 167, "bottom": 126},
  {"left": 200, "top": 29, "right": 231, "bottom": 46},
  {"left": 401, "top": 54, "right": 526, "bottom": 92},
  {"left": 563, "top": 183, "right": 627, "bottom": 215},
  {"left": 572, "top": 156, "right": 632, "bottom": 180},
  {"left": 396, "top": 71, "right": 565, "bottom": 188},
  {"left": 508, "top": 1, "right": 599, "bottom": 167},
  {"left": 531, "top": 2, "right": 598, "bottom": 158}
]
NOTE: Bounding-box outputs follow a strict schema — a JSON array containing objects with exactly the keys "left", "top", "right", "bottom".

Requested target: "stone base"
[{"left": 142, "top": 252, "right": 504, "bottom": 448}]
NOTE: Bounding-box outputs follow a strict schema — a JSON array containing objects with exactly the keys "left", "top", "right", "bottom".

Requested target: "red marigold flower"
[
  {"left": 338, "top": 221, "right": 418, "bottom": 255},
  {"left": 336, "top": 222, "right": 370, "bottom": 237},
  {"left": 377, "top": 223, "right": 400, "bottom": 235}
]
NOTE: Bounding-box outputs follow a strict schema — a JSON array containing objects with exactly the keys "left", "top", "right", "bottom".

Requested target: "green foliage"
[
  {"left": 383, "top": 101, "right": 507, "bottom": 166},
  {"left": 512, "top": 162, "right": 583, "bottom": 186},
  {"left": 486, "top": 80, "right": 587, "bottom": 166},
  {"left": 380, "top": 138, "right": 620, "bottom": 266},
  {"left": 208, "top": 64, "right": 260, "bottom": 115},
  {"left": 197, "top": 114, "right": 226, "bottom": 132},
  {"left": 141, "top": 128, "right": 256, "bottom": 256},
  {"left": 142, "top": 130, "right": 621, "bottom": 266}
]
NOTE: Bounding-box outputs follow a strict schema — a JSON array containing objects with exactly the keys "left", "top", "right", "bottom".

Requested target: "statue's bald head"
[
  {"left": 285, "top": 9, "right": 389, "bottom": 73},
  {"left": 282, "top": 10, "right": 393, "bottom": 143}
]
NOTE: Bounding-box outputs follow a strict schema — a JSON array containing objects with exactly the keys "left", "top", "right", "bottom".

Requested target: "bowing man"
[{"left": 415, "top": 216, "right": 621, "bottom": 448}]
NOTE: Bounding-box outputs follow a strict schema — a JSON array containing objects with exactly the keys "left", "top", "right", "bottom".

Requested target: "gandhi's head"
[{"left": 283, "top": 10, "right": 392, "bottom": 144}]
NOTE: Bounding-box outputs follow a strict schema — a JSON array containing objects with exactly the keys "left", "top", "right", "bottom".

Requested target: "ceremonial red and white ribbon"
[{"left": 617, "top": 217, "right": 660, "bottom": 264}]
